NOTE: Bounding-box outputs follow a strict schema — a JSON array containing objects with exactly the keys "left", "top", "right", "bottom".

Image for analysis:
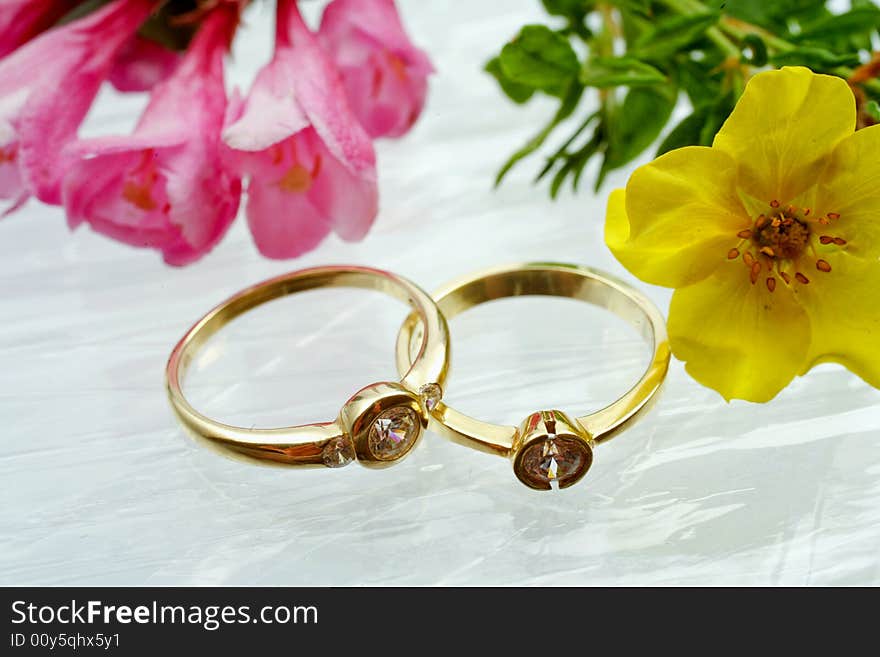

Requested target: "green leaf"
[
  {"left": 867, "top": 100, "right": 880, "bottom": 123},
  {"left": 742, "top": 34, "right": 768, "bottom": 67},
  {"left": 770, "top": 47, "right": 861, "bottom": 69},
  {"left": 676, "top": 58, "right": 724, "bottom": 108},
  {"left": 499, "top": 25, "right": 580, "bottom": 96},
  {"left": 485, "top": 57, "right": 535, "bottom": 104},
  {"left": 632, "top": 12, "right": 720, "bottom": 60},
  {"left": 721, "top": 0, "right": 825, "bottom": 29},
  {"left": 495, "top": 83, "right": 584, "bottom": 186},
  {"left": 698, "top": 92, "right": 736, "bottom": 146},
  {"left": 656, "top": 109, "right": 708, "bottom": 156},
  {"left": 541, "top": 0, "right": 591, "bottom": 17},
  {"left": 606, "top": 0, "right": 651, "bottom": 14},
  {"left": 795, "top": 5, "right": 880, "bottom": 41},
  {"left": 581, "top": 56, "right": 666, "bottom": 88},
  {"left": 535, "top": 112, "right": 598, "bottom": 183},
  {"left": 618, "top": 4, "right": 653, "bottom": 43},
  {"left": 598, "top": 84, "right": 678, "bottom": 188}
]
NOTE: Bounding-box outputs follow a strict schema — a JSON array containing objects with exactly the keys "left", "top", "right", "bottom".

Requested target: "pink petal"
[
  {"left": 317, "top": 0, "right": 432, "bottom": 139},
  {"left": 302, "top": 130, "right": 377, "bottom": 241},
  {"left": 108, "top": 35, "right": 181, "bottom": 93},
  {"left": 336, "top": 51, "right": 428, "bottom": 138},
  {"left": 1, "top": 0, "right": 157, "bottom": 204},
  {"left": 0, "top": 143, "right": 23, "bottom": 197},
  {"left": 64, "top": 149, "right": 172, "bottom": 236},
  {"left": 237, "top": 132, "right": 330, "bottom": 257},
  {"left": 238, "top": 127, "right": 376, "bottom": 255},
  {"left": 0, "top": 0, "right": 78, "bottom": 58},
  {"left": 320, "top": 0, "right": 433, "bottom": 75},
  {"left": 222, "top": 53, "right": 310, "bottom": 152},
  {"left": 246, "top": 172, "right": 332, "bottom": 259},
  {"left": 279, "top": 0, "right": 376, "bottom": 176},
  {"left": 62, "top": 5, "right": 242, "bottom": 266}
]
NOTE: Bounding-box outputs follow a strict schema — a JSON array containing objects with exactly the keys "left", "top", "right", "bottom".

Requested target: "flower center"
[
  {"left": 278, "top": 164, "right": 313, "bottom": 193},
  {"left": 753, "top": 210, "right": 809, "bottom": 261},
  {"left": 122, "top": 149, "right": 162, "bottom": 212},
  {"left": 725, "top": 201, "right": 846, "bottom": 291}
]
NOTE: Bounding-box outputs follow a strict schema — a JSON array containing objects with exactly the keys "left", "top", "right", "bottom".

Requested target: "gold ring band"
[
  {"left": 166, "top": 265, "right": 450, "bottom": 469},
  {"left": 395, "top": 262, "right": 670, "bottom": 490}
]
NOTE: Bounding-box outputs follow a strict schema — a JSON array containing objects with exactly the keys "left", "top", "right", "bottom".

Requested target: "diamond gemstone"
[
  {"left": 519, "top": 436, "right": 590, "bottom": 490},
  {"left": 368, "top": 406, "right": 419, "bottom": 460},
  {"left": 322, "top": 436, "right": 355, "bottom": 468},
  {"left": 418, "top": 383, "right": 442, "bottom": 411}
]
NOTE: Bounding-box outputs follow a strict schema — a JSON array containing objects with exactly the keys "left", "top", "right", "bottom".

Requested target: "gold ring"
[
  {"left": 166, "top": 266, "right": 450, "bottom": 469},
  {"left": 395, "top": 262, "right": 670, "bottom": 491}
]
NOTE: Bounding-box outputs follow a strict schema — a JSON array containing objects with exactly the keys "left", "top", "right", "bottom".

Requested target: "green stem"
[
  {"left": 718, "top": 17, "right": 880, "bottom": 95},
  {"left": 717, "top": 17, "right": 791, "bottom": 53},
  {"left": 596, "top": 3, "right": 618, "bottom": 114},
  {"left": 657, "top": 0, "right": 740, "bottom": 58},
  {"left": 596, "top": 3, "right": 615, "bottom": 59}
]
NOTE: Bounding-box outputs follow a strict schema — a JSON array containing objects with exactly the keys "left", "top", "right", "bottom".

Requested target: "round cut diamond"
[
  {"left": 368, "top": 406, "right": 419, "bottom": 460},
  {"left": 322, "top": 436, "right": 355, "bottom": 468},
  {"left": 519, "top": 436, "right": 590, "bottom": 490},
  {"left": 418, "top": 383, "right": 442, "bottom": 411}
]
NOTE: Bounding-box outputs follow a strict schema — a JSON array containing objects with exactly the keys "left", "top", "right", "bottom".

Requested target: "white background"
[{"left": 2, "top": 0, "right": 879, "bottom": 585}]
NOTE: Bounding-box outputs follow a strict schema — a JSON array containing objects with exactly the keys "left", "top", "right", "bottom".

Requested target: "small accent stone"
[
  {"left": 519, "top": 436, "right": 590, "bottom": 490},
  {"left": 368, "top": 406, "right": 419, "bottom": 460},
  {"left": 322, "top": 436, "right": 355, "bottom": 468},
  {"left": 418, "top": 383, "right": 442, "bottom": 411}
]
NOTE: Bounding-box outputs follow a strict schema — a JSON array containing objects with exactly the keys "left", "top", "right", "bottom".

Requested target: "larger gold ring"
[
  {"left": 167, "top": 266, "right": 450, "bottom": 469},
  {"left": 395, "top": 262, "right": 670, "bottom": 491}
]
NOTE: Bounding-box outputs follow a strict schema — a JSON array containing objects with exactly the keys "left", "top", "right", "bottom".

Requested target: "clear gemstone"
[
  {"left": 322, "top": 436, "right": 355, "bottom": 468},
  {"left": 368, "top": 406, "right": 419, "bottom": 460},
  {"left": 519, "top": 436, "right": 590, "bottom": 490},
  {"left": 418, "top": 383, "right": 442, "bottom": 411}
]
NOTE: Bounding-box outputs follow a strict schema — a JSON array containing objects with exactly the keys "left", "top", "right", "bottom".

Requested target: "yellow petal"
[
  {"left": 714, "top": 67, "right": 856, "bottom": 205},
  {"left": 605, "top": 146, "right": 748, "bottom": 288},
  {"left": 815, "top": 124, "right": 880, "bottom": 259},
  {"left": 797, "top": 253, "right": 880, "bottom": 389},
  {"left": 668, "top": 262, "right": 810, "bottom": 402}
]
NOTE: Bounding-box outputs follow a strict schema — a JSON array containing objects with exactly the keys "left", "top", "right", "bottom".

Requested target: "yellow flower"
[{"left": 606, "top": 66, "right": 880, "bottom": 403}]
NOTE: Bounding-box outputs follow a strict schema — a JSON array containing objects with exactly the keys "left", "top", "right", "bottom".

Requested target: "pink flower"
[
  {"left": 109, "top": 35, "right": 181, "bottom": 93},
  {"left": 0, "top": 0, "right": 156, "bottom": 209},
  {"left": 62, "top": 5, "right": 241, "bottom": 266},
  {"left": 223, "top": 0, "right": 377, "bottom": 259},
  {"left": 0, "top": 0, "right": 80, "bottom": 58},
  {"left": 318, "top": 0, "right": 432, "bottom": 138}
]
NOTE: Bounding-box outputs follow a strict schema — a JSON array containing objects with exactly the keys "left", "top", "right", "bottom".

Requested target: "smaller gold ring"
[
  {"left": 395, "top": 262, "right": 670, "bottom": 491},
  {"left": 166, "top": 266, "right": 450, "bottom": 470}
]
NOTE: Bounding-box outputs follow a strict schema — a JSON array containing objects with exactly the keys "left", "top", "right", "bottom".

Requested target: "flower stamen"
[
  {"left": 122, "top": 150, "right": 160, "bottom": 211},
  {"left": 726, "top": 201, "right": 844, "bottom": 288},
  {"left": 750, "top": 261, "right": 761, "bottom": 285}
]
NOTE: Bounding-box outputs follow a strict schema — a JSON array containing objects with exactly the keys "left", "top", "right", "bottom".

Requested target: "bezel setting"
[
  {"left": 337, "top": 381, "right": 426, "bottom": 468},
  {"left": 512, "top": 410, "right": 593, "bottom": 490}
]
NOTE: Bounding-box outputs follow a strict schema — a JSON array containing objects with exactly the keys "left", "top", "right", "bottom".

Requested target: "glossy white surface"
[{"left": 2, "top": 0, "right": 879, "bottom": 586}]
